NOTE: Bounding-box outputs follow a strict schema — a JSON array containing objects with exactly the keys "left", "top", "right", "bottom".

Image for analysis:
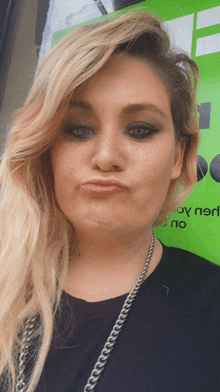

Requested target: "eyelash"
[{"left": 63, "top": 123, "right": 160, "bottom": 140}]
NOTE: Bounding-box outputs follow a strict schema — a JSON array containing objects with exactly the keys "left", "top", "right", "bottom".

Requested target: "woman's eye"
[
  {"left": 63, "top": 122, "right": 159, "bottom": 140},
  {"left": 64, "top": 124, "right": 94, "bottom": 139},
  {"left": 126, "top": 123, "right": 159, "bottom": 139}
]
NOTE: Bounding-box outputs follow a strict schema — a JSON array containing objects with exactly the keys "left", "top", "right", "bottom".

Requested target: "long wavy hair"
[{"left": 0, "top": 10, "right": 199, "bottom": 392}]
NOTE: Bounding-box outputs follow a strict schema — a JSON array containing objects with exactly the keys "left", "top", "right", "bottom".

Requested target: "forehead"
[{"left": 71, "top": 54, "right": 171, "bottom": 115}]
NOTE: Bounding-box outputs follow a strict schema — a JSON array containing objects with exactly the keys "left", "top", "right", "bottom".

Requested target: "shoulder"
[
  {"left": 163, "top": 246, "right": 220, "bottom": 339},
  {"left": 166, "top": 245, "right": 220, "bottom": 272},
  {"left": 160, "top": 243, "right": 220, "bottom": 296}
]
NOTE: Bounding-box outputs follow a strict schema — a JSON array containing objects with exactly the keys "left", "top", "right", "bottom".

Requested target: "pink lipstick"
[{"left": 81, "top": 179, "right": 127, "bottom": 194}]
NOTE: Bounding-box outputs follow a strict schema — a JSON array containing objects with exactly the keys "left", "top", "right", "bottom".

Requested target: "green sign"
[{"left": 52, "top": 0, "right": 220, "bottom": 265}]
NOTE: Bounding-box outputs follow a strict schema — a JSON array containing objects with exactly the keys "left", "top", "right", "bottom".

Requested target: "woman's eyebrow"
[
  {"left": 122, "top": 103, "right": 167, "bottom": 118},
  {"left": 69, "top": 100, "right": 92, "bottom": 110},
  {"left": 69, "top": 100, "right": 167, "bottom": 118}
]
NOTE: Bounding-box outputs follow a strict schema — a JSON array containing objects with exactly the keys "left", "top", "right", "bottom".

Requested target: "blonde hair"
[{"left": 0, "top": 11, "right": 199, "bottom": 392}]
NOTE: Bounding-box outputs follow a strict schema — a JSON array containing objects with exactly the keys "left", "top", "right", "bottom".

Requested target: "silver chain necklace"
[{"left": 16, "top": 232, "right": 155, "bottom": 392}]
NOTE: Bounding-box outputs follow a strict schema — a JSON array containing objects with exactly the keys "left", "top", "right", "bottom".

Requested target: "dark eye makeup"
[
  {"left": 64, "top": 123, "right": 93, "bottom": 139},
  {"left": 125, "top": 123, "right": 160, "bottom": 139},
  {"left": 63, "top": 122, "right": 160, "bottom": 140}
]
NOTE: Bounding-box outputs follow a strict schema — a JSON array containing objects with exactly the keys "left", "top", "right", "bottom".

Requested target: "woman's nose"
[{"left": 91, "top": 128, "right": 124, "bottom": 172}]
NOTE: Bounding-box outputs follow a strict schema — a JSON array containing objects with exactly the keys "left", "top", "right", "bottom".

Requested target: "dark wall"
[
  {"left": 0, "top": 0, "right": 20, "bottom": 109},
  {"left": 0, "top": 0, "right": 39, "bottom": 152},
  {"left": 113, "top": 0, "right": 144, "bottom": 11}
]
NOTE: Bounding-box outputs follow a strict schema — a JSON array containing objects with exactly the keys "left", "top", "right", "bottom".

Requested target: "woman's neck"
[{"left": 63, "top": 229, "right": 163, "bottom": 302}]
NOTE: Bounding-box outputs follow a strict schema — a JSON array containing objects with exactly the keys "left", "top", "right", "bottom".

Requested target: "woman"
[{"left": 0, "top": 10, "right": 219, "bottom": 392}]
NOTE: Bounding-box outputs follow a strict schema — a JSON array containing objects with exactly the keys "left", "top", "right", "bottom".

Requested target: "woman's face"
[{"left": 51, "top": 54, "right": 185, "bottom": 236}]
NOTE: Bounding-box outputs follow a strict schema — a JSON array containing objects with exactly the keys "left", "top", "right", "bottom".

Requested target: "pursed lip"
[{"left": 82, "top": 179, "right": 128, "bottom": 189}]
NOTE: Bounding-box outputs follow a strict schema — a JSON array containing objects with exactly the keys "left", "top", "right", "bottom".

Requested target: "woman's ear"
[{"left": 171, "top": 138, "right": 186, "bottom": 180}]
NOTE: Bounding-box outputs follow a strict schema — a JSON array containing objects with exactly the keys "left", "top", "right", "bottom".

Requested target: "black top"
[{"left": 31, "top": 243, "right": 220, "bottom": 391}]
